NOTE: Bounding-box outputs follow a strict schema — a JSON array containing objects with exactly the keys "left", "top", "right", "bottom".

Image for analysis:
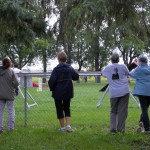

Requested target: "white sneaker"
[
  {"left": 137, "top": 122, "right": 144, "bottom": 133},
  {"left": 0, "top": 130, "right": 3, "bottom": 134},
  {"left": 58, "top": 127, "right": 65, "bottom": 132},
  {"left": 144, "top": 131, "right": 150, "bottom": 134},
  {"left": 65, "top": 126, "right": 73, "bottom": 132}
]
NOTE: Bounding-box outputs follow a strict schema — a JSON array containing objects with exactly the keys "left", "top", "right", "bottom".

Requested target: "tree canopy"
[
  {"left": 0, "top": 0, "right": 150, "bottom": 70},
  {"left": 0, "top": 0, "right": 47, "bottom": 67}
]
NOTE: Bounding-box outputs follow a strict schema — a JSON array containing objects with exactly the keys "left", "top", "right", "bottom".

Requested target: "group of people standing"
[
  {"left": 0, "top": 52, "right": 150, "bottom": 134},
  {"left": 102, "top": 53, "right": 150, "bottom": 134},
  {"left": 49, "top": 51, "right": 150, "bottom": 134},
  {"left": 0, "top": 53, "right": 79, "bottom": 133}
]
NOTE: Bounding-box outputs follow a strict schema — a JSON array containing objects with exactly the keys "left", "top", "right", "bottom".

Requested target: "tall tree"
[
  {"left": 0, "top": 0, "right": 47, "bottom": 67},
  {"left": 104, "top": 0, "right": 149, "bottom": 66},
  {"left": 53, "top": 0, "right": 150, "bottom": 68}
]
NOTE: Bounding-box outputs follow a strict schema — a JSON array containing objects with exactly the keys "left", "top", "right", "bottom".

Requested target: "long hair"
[{"left": 2, "top": 58, "right": 12, "bottom": 69}]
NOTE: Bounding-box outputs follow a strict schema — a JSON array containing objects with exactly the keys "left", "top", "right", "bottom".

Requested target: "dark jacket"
[
  {"left": 0, "top": 66, "right": 19, "bottom": 100},
  {"left": 48, "top": 63, "right": 79, "bottom": 100}
]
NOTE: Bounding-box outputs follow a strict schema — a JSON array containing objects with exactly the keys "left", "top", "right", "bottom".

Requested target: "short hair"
[
  {"left": 138, "top": 56, "right": 148, "bottom": 64},
  {"left": 57, "top": 51, "right": 67, "bottom": 62},
  {"left": 2, "top": 58, "right": 12, "bottom": 69},
  {"left": 111, "top": 53, "right": 119, "bottom": 63}
]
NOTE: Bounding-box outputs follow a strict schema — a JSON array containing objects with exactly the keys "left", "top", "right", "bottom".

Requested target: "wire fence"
[
  {"left": 3, "top": 72, "right": 140, "bottom": 132},
  {"left": 10, "top": 72, "right": 104, "bottom": 129}
]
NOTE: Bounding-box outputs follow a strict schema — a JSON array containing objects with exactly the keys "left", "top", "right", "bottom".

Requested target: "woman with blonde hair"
[{"left": 48, "top": 51, "right": 79, "bottom": 132}]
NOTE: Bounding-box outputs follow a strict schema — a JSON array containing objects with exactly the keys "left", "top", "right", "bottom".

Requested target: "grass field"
[{"left": 0, "top": 80, "right": 150, "bottom": 150}]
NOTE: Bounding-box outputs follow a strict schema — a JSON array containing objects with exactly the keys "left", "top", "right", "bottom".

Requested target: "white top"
[
  {"left": 102, "top": 63, "right": 130, "bottom": 98},
  {"left": 13, "top": 67, "right": 22, "bottom": 74},
  {"left": 13, "top": 67, "right": 22, "bottom": 83}
]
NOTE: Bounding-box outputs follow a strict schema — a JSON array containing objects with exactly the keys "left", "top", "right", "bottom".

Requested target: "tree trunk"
[
  {"left": 42, "top": 49, "right": 47, "bottom": 83},
  {"left": 66, "top": 42, "right": 72, "bottom": 64}
]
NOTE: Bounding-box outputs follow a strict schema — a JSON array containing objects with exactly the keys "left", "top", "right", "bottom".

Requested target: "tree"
[
  {"left": 53, "top": 0, "right": 150, "bottom": 68},
  {"left": 1, "top": 0, "right": 149, "bottom": 70},
  {"left": 35, "top": 37, "right": 55, "bottom": 72},
  {"left": 0, "top": 0, "right": 47, "bottom": 67},
  {"left": 67, "top": 0, "right": 110, "bottom": 70},
  {"left": 103, "top": 0, "right": 150, "bottom": 66},
  {"left": 53, "top": 0, "right": 83, "bottom": 64}
]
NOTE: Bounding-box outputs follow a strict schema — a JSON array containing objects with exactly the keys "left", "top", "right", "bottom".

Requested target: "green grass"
[{"left": 0, "top": 81, "right": 150, "bottom": 150}]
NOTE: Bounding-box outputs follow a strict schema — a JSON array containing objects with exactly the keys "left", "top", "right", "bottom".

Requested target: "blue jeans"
[{"left": 0, "top": 100, "right": 15, "bottom": 131}]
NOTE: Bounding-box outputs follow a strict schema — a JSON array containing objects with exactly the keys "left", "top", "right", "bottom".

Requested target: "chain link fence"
[
  {"left": 13, "top": 72, "right": 107, "bottom": 129},
  {"left": 3, "top": 72, "right": 140, "bottom": 132}
]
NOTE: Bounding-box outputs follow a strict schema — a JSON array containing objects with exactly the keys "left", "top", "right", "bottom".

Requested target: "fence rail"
[{"left": 17, "top": 71, "right": 101, "bottom": 78}]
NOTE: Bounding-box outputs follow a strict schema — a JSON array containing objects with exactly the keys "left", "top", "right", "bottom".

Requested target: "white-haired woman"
[
  {"left": 129, "top": 55, "right": 150, "bottom": 133},
  {"left": 102, "top": 53, "right": 130, "bottom": 134}
]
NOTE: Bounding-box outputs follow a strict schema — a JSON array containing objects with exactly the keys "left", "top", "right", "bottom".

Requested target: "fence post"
[
  {"left": 24, "top": 76, "right": 28, "bottom": 127},
  {"left": 95, "top": 75, "right": 101, "bottom": 83}
]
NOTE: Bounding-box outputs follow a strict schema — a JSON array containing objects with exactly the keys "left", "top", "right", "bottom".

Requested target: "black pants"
[
  {"left": 138, "top": 95, "right": 150, "bottom": 131},
  {"left": 15, "top": 87, "right": 19, "bottom": 96},
  {"left": 54, "top": 99, "right": 71, "bottom": 119}
]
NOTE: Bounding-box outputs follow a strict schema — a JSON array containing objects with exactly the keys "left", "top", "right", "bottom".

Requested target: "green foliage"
[
  {"left": 35, "top": 38, "right": 49, "bottom": 50},
  {"left": 0, "top": 0, "right": 48, "bottom": 67},
  {"left": 0, "top": 0, "right": 150, "bottom": 69},
  {"left": 121, "top": 34, "right": 144, "bottom": 52},
  {"left": 0, "top": 0, "right": 34, "bottom": 45},
  {"left": 55, "top": 0, "right": 150, "bottom": 67}
]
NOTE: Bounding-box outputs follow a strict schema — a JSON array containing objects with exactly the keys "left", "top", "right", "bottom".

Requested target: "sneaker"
[
  {"left": 58, "top": 127, "right": 65, "bottom": 132},
  {"left": 65, "top": 126, "right": 73, "bottom": 132},
  {"left": 137, "top": 122, "right": 143, "bottom": 133},
  {"left": 110, "top": 129, "right": 116, "bottom": 135},
  {"left": 0, "top": 130, "right": 3, "bottom": 134},
  {"left": 8, "top": 128, "right": 14, "bottom": 132},
  {"left": 144, "top": 131, "right": 150, "bottom": 134}
]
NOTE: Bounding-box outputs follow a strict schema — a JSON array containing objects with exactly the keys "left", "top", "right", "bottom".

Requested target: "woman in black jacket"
[{"left": 48, "top": 51, "right": 79, "bottom": 132}]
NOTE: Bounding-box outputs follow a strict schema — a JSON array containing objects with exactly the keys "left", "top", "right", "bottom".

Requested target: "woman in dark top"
[{"left": 48, "top": 51, "right": 79, "bottom": 132}]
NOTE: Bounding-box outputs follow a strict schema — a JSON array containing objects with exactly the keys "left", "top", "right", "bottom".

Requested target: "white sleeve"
[{"left": 102, "top": 67, "right": 108, "bottom": 77}]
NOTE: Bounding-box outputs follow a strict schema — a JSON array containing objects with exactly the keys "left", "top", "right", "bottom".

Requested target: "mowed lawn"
[{"left": 0, "top": 79, "right": 150, "bottom": 150}]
